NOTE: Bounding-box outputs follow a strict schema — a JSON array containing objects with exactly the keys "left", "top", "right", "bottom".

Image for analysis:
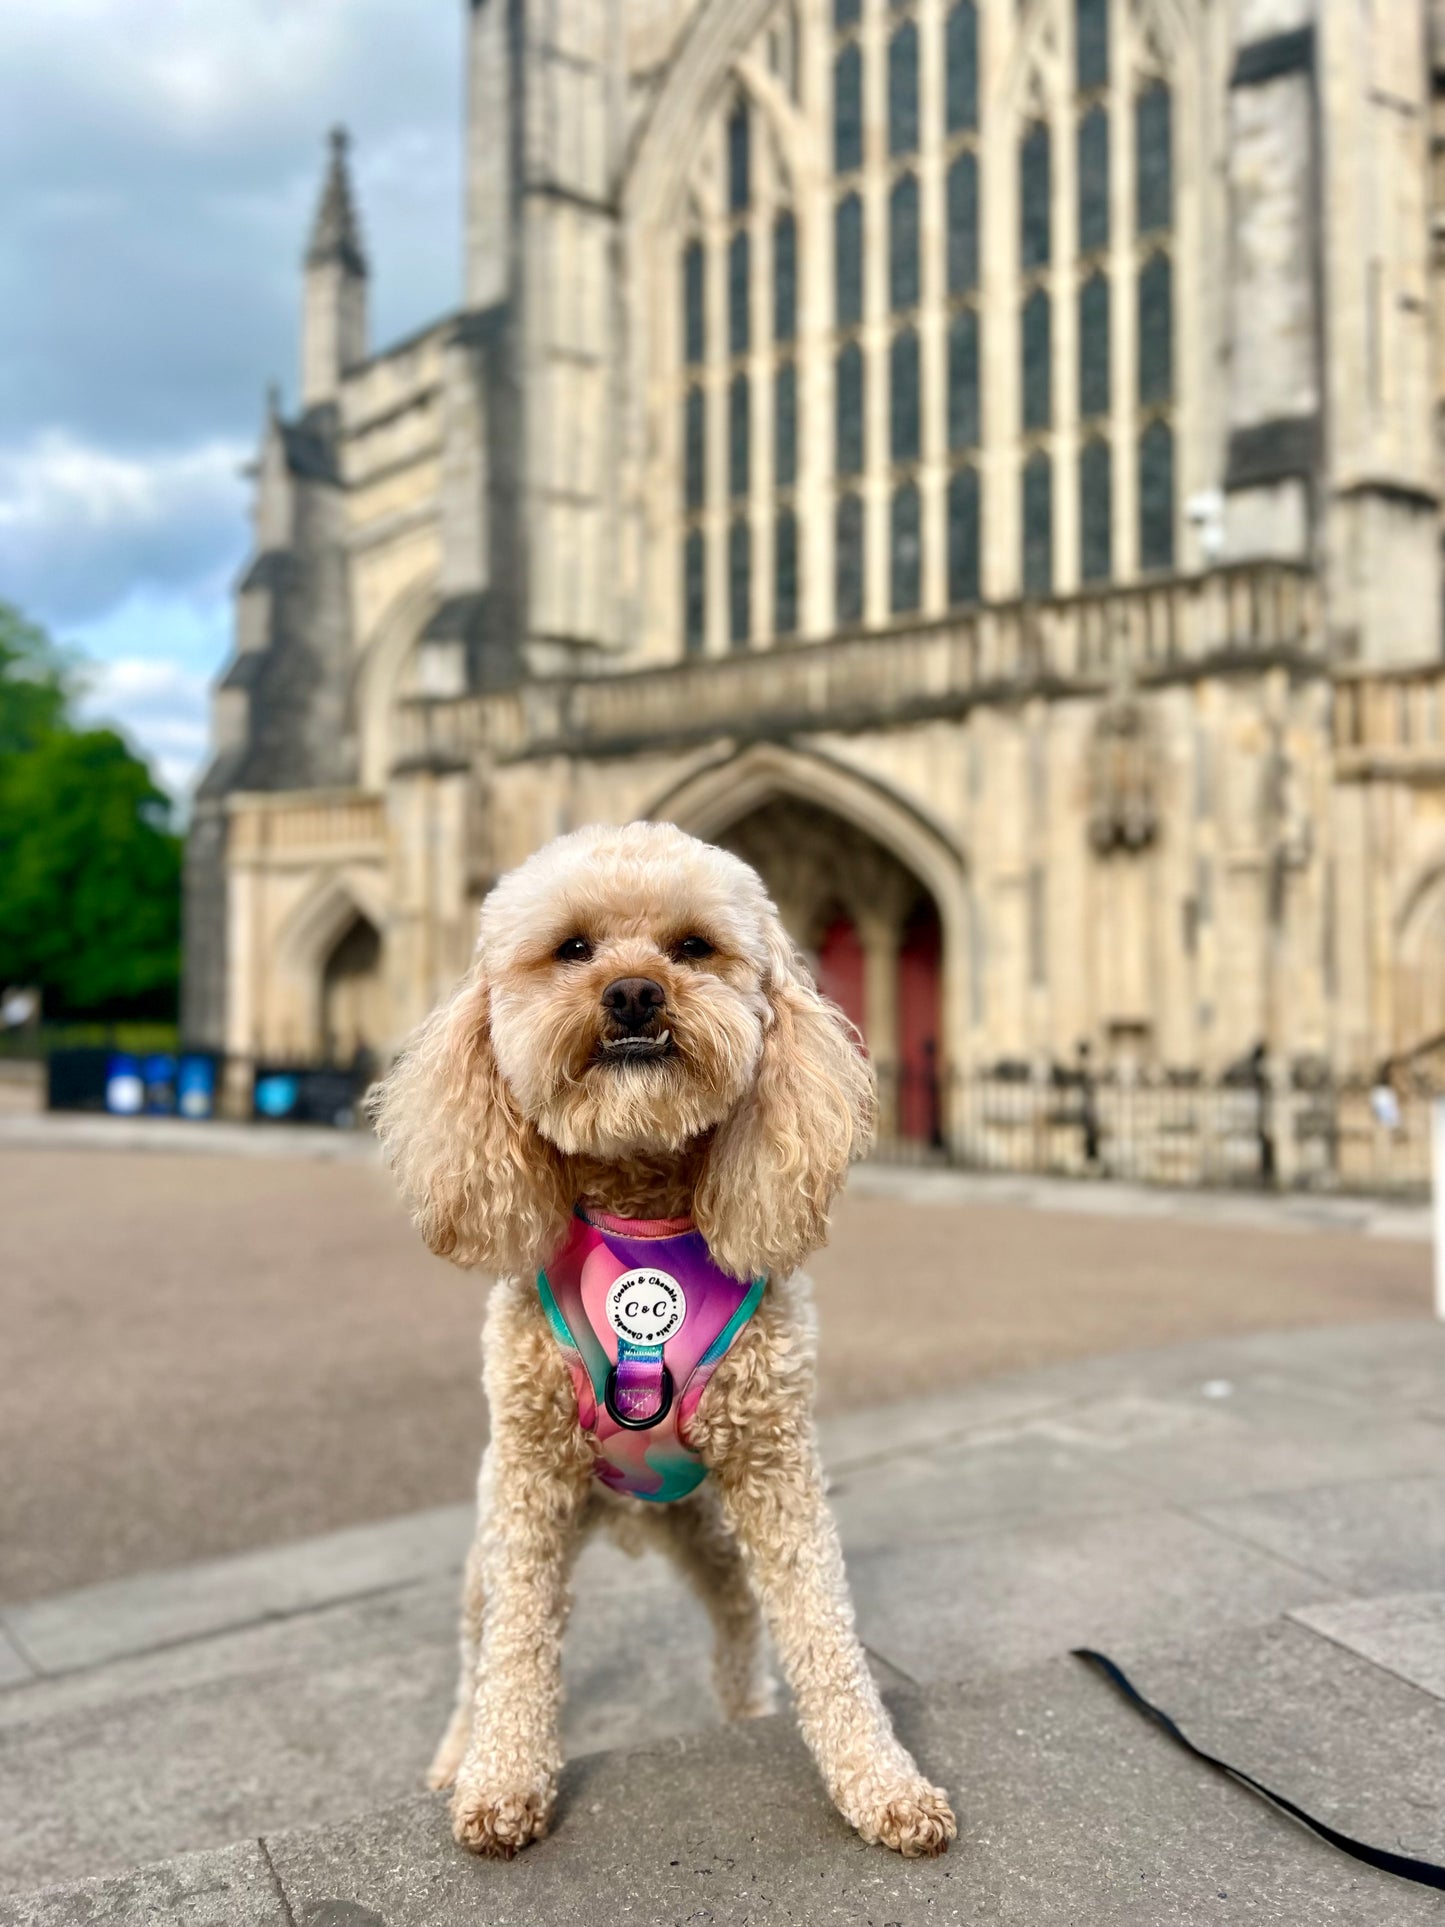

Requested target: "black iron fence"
[{"left": 871, "top": 1062, "right": 1442, "bottom": 1196}]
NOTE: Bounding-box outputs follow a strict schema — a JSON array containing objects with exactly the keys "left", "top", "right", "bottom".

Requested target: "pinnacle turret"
[{"left": 306, "top": 127, "right": 367, "bottom": 279}]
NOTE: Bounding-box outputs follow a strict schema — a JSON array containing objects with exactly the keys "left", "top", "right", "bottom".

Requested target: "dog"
[{"left": 371, "top": 820, "right": 956, "bottom": 1860}]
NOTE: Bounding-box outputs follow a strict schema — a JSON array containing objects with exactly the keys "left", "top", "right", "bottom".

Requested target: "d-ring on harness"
[{"left": 538, "top": 1209, "right": 766, "bottom": 1503}]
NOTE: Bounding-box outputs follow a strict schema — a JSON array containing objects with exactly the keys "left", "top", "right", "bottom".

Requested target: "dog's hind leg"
[{"left": 657, "top": 1486, "right": 776, "bottom": 1721}]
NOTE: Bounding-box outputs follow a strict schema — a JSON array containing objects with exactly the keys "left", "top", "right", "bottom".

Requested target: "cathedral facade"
[{"left": 187, "top": 0, "right": 1445, "bottom": 1146}]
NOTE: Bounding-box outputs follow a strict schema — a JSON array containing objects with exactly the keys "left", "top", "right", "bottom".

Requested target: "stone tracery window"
[
  {"left": 891, "top": 327, "right": 921, "bottom": 463},
  {"left": 729, "top": 373, "right": 750, "bottom": 499},
  {"left": 888, "top": 18, "right": 919, "bottom": 157},
  {"left": 837, "top": 340, "right": 865, "bottom": 475},
  {"left": 948, "top": 464, "right": 981, "bottom": 606},
  {"left": 729, "top": 516, "right": 752, "bottom": 648},
  {"left": 891, "top": 481, "right": 922, "bottom": 612},
  {"left": 890, "top": 172, "right": 920, "bottom": 311},
  {"left": 774, "top": 210, "right": 796, "bottom": 341},
  {"left": 946, "top": 2, "right": 978, "bottom": 134},
  {"left": 1080, "top": 436, "right": 1111, "bottom": 582},
  {"left": 836, "top": 491, "right": 864, "bottom": 624},
  {"left": 949, "top": 308, "right": 980, "bottom": 451},
  {"left": 683, "top": 242, "right": 705, "bottom": 365},
  {"left": 836, "top": 192, "right": 863, "bottom": 326},
  {"left": 775, "top": 360, "right": 797, "bottom": 491}
]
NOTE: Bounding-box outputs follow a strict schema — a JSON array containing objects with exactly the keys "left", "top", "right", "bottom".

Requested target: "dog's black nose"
[{"left": 601, "top": 977, "right": 666, "bottom": 1033}]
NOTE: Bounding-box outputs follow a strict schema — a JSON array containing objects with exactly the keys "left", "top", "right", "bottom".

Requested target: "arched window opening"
[
  {"left": 891, "top": 481, "right": 922, "bottom": 613},
  {"left": 683, "top": 242, "right": 705, "bottom": 364},
  {"left": 1079, "top": 272, "right": 1110, "bottom": 420},
  {"left": 775, "top": 507, "right": 799, "bottom": 636},
  {"left": 729, "top": 517, "right": 752, "bottom": 648},
  {"left": 1080, "top": 437, "right": 1112, "bottom": 583},
  {"left": 728, "top": 101, "right": 750, "bottom": 212},
  {"left": 1022, "top": 289, "right": 1052, "bottom": 432},
  {"left": 684, "top": 386, "right": 705, "bottom": 511},
  {"left": 683, "top": 531, "right": 706, "bottom": 655},
  {"left": 836, "top": 341, "right": 865, "bottom": 474},
  {"left": 1138, "top": 252, "right": 1172, "bottom": 404},
  {"left": 890, "top": 172, "right": 920, "bottom": 311},
  {"left": 1136, "top": 84, "right": 1172, "bottom": 236},
  {"left": 947, "top": 152, "right": 979, "bottom": 295},
  {"left": 775, "top": 361, "right": 797, "bottom": 490},
  {"left": 729, "top": 373, "right": 750, "bottom": 499},
  {"left": 1020, "top": 123, "right": 1051, "bottom": 269},
  {"left": 1139, "top": 420, "right": 1174, "bottom": 572},
  {"left": 774, "top": 211, "right": 797, "bottom": 341},
  {"left": 948, "top": 308, "right": 980, "bottom": 450},
  {"left": 728, "top": 230, "right": 750, "bottom": 355},
  {"left": 1022, "top": 451, "right": 1053, "bottom": 597},
  {"left": 836, "top": 192, "right": 864, "bottom": 326},
  {"left": 836, "top": 491, "right": 865, "bottom": 624},
  {"left": 1076, "top": 0, "right": 1109, "bottom": 92},
  {"left": 888, "top": 20, "right": 919, "bottom": 156},
  {"left": 890, "top": 327, "right": 921, "bottom": 463},
  {"left": 1078, "top": 106, "right": 1109, "bottom": 254},
  {"left": 835, "top": 42, "right": 863, "bottom": 173},
  {"left": 946, "top": 3, "right": 979, "bottom": 134},
  {"left": 948, "top": 465, "right": 981, "bottom": 605}
]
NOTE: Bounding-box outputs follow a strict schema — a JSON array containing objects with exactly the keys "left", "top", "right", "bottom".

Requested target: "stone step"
[{"left": 4, "top": 1616, "right": 1443, "bottom": 1926}]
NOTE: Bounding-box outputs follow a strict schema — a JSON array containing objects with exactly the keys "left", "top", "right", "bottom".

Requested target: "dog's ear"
[
  {"left": 694, "top": 921, "right": 875, "bottom": 1282},
  {"left": 368, "top": 966, "right": 572, "bottom": 1277}
]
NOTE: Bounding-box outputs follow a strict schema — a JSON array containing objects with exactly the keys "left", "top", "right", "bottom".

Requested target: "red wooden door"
[
  {"left": 897, "top": 899, "right": 942, "bottom": 1142},
  {"left": 816, "top": 913, "right": 867, "bottom": 1049}
]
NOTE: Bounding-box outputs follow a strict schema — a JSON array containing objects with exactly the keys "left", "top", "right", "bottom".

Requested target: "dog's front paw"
[
  {"left": 849, "top": 1778, "right": 957, "bottom": 1858},
  {"left": 450, "top": 1773, "right": 556, "bottom": 1859}
]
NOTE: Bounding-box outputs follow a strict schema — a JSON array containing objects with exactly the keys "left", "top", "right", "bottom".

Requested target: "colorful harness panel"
[{"left": 538, "top": 1211, "right": 765, "bottom": 1503}]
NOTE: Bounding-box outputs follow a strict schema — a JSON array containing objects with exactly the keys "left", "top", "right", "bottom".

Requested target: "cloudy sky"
[{"left": 0, "top": 0, "right": 467, "bottom": 796}]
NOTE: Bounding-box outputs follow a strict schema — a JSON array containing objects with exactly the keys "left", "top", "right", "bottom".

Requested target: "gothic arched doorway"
[
  {"left": 716, "top": 797, "right": 944, "bottom": 1144},
  {"left": 322, "top": 913, "right": 385, "bottom": 1066}
]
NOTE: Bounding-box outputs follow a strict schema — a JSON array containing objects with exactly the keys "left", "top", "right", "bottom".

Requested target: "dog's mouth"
[{"left": 593, "top": 1028, "right": 675, "bottom": 1068}]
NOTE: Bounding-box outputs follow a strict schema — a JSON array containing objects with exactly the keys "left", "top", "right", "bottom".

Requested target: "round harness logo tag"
[{"left": 605, "top": 1268, "right": 687, "bottom": 1348}]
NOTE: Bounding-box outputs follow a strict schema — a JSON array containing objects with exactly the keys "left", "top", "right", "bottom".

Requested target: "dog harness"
[{"left": 538, "top": 1210, "right": 766, "bottom": 1504}]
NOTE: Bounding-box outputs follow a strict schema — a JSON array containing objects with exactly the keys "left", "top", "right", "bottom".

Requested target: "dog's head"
[{"left": 371, "top": 820, "right": 874, "bottom": 1281}]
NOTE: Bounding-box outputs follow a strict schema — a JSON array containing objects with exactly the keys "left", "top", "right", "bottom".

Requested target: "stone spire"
[
  {"left": 301, "top": 127, "right": 369, "bottom": 409},
  {"left": 306, "top": 127, "right": 367, "bottom": 278}
]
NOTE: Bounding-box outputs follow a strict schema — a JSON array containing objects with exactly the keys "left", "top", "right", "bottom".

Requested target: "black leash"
[{"left": 1072, "top": 1648, "right": 1445, "bottom": 1893}]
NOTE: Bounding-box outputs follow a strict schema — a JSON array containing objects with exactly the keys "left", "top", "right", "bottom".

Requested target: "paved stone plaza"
[{"left": 0, "top": 1128, "right": 1441, "bottom": 1920}]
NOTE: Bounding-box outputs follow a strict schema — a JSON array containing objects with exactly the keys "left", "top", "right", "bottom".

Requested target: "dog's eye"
[
  {"left": 673, "top": 935, "right": 715, "bottom": 962},
  {"left": 554, "top": 936, "right": 593, "bottom": 963}
]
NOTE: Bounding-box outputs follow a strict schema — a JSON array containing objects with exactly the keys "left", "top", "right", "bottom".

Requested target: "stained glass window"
[
  {"left": 890, "top": 327, "right": 921, "bottom": 463},
  {"left": 683, "top": 242, "right": 705, "bottom": 365},
  {"left": 947, "top": 151, "right": 979, "bottom": 294},
  {"left": 946, "top": 2, "right": 978, "bottom": 134},
  {"left": 836, "top": 491, "right": 865, "bottom": 624},
  {"left": 891, "top": 482, "right": 922, "bottom": 613},
  {"left": 1022, "top": 289, "right": 1051, "bottom": 432},
  {"left": 1136, "top": 84, "right": 1171, "bottom": 235},
  {"left": 1138, "top": 252, "right": 1172, "bottom": 403},
  {"left": 836, "top": 192, "right": 863, "bottom": 327},
  {"left": 728, "top": 102, "right": 750, "bottom": 213},
  {"left": 949, "top": 308, "right": 980, "bottom": 450},
  {"left": 1022, "top": 451, "right": 1052, "bottom": 596},
  {"left": 729, "top": 373, "right": 749, "bottom": 498},
  {"left": 1020, "top": 123, "right": 1051, "bottom": 270},
  {"left": 775, "top": 361, "right": 797, "bottom": 490},
  {"left": 837, "top": 341, "right": 865, "bottom": 474},
  {"left": 1079, "top": 272, "right": 1109, "bottom": 418},
  {"left": 889, "top": 21, "right": 919, "bottom": 156},
  {"left": 835, "top": 0, "right": 861, "bottom": 27},
  {"left": 729, "top": 516, "right": 751, "bottom": 647},
  {"left": 1080, "top": 437, "right": 1111, "bottom": 582},
  {"left": 684, "top": 386, "right": 705, "bottom": 510},
  {"left": 948, "top": 465, "right": 981, "bottom": 605},
  {"left": 684, "top": 530, "right": 706, "bottom": 654},
  {"left": 1139, "top": 420, "right": 1174, "bottom": 571},
  {"left": 774, "top": 211, "right": 797, "bottom": 341},
  {"left": 728, "top": 231, "right": 750, "bottom": 356},
  {"left": 835, "top": 43, "right": 863, "bottom": 174},
  {"left": 1076, "top": 0, "right": 1108, "bottom": 92},
  {"left": 1077, "top": 106, "right": 1109, "bottom": 254},
  {"left": 890, "top": 172, "right": 920, "bottom": 311}
]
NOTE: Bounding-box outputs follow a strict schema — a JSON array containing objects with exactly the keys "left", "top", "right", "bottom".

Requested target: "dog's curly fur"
[{"left": 372, "top": 821, "right": 957, "bottom": 1860}]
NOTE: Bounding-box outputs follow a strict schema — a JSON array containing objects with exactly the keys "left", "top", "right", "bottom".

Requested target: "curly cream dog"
[{"left": 372, "top": 820, "right": 956, "bottom": 1860}]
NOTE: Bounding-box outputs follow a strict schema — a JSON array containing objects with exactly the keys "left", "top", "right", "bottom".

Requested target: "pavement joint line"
[
  {"left": 1284, "top": 1608, "right": 1445, "bottom": 1706},
  {"left": 1167, "top": 1501, "right": 1360, "bottom": 1595},
  {"left": 257, "top": 1836, "right": 299, "bottom": 1927},
  {"left": 0, "top": 1616, "right": 42, "bottom": 1686}
]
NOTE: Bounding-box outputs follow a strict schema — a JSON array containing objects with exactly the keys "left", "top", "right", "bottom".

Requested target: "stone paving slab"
[
  {"left": 0, "top": 1841, "right": 290, "bottom": 1927},
  {"left": 1197, "top": 1475, "right": 1445, "bottom": 1595},
  {"left": 262, "top": 1630, "right": 1444, "bottom": 1927},
  {"left": 1292, "top": 1593, "right": 1445, "bottom": 1703},
  {"left": 0, "top": 1628, "right": 34, "bottom": 1690}
]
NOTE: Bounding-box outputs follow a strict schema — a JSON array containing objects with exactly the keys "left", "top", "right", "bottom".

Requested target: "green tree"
[{"left": 0, "top": 602, "right": 182, "bottom": 1018}]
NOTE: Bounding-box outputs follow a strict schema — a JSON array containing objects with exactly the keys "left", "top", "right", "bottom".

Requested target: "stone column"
[{"left": 860, "top": 908, "right": 902, "bottom": 1138}]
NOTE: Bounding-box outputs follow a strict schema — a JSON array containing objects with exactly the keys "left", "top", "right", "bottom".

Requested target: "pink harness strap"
[{"left": 538, "top": 1211, "right": 766, "bottom": 1503}]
